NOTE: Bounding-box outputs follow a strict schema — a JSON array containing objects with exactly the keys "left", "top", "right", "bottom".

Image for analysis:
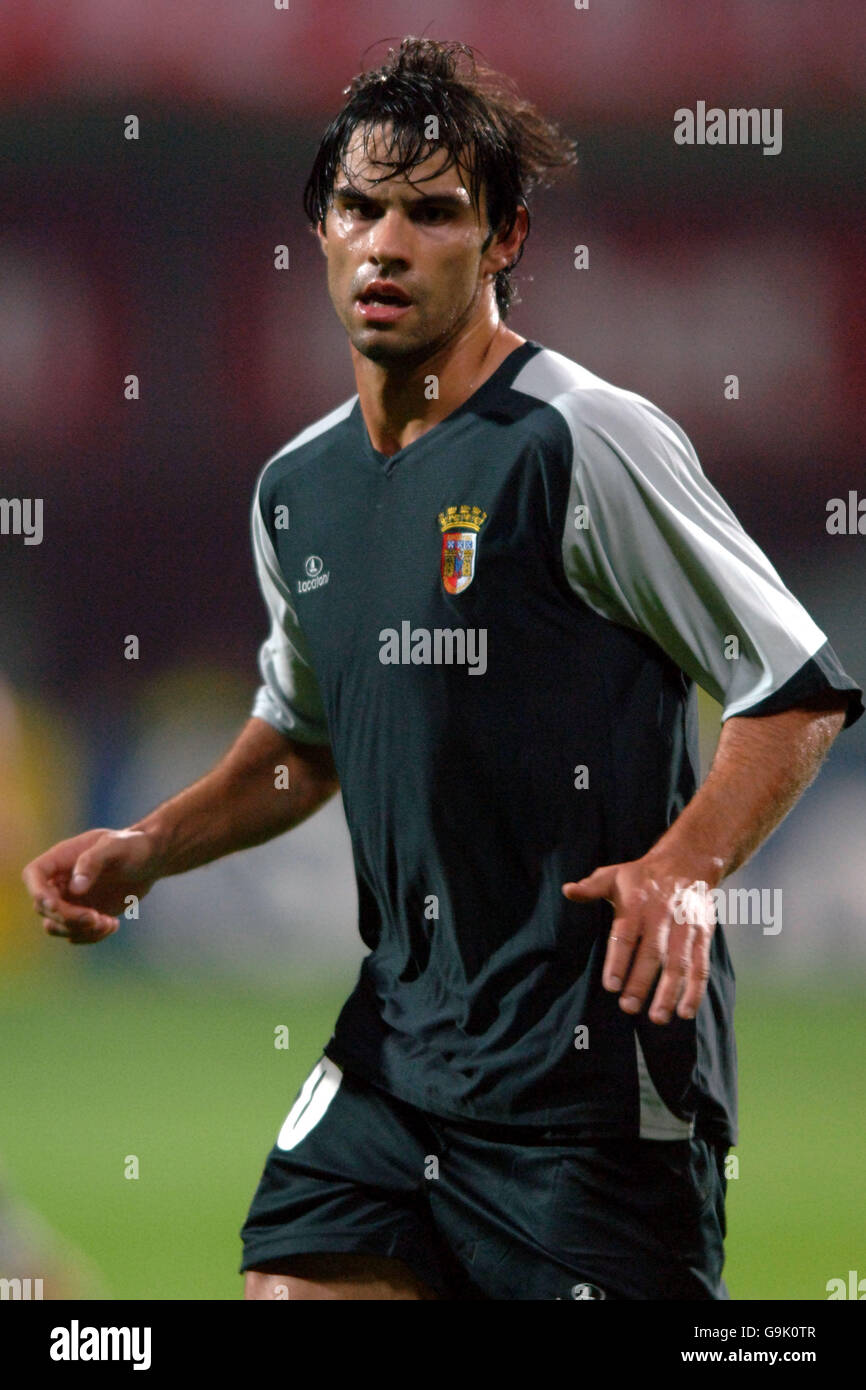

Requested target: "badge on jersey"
[{"left": 438, "top": 505, "right": 488, "bottom": 594}]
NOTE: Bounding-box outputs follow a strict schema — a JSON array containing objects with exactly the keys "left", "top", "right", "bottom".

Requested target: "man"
[{"left": 23, "top": 39, "right": 862, "bottom": 1301}]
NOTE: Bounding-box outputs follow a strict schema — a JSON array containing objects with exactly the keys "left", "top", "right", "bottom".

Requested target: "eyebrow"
[{"left": 332, "top": 183, "right": 471, "bottom": 208}]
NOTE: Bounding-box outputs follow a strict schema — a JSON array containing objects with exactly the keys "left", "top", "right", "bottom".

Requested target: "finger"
[
  {"left": 603, "top": 917, "right": 640, "bottom": 992},
  {"left": 36, "top": 896, "right": 117, "bottom": 932},
  {"left": 676, "top": 922, "right": 712, "bottom": 1020},
  {"left": 22, "top": 858, "right": 58, "bottom": 900},
  {"left": 43, "top": 915, "right": 118, "bottom": 945},
  {"left": 36, "top": 893, "right": 84, "bottom": 927},
  {"left": 43, "top": 918, "right": 70, "bottom": 938},
  {"left": 562, "top": 864, "right": 619, "bottom": 903},
  {"left": 647, "top": 923, "right": 695, "bottom": 1024},
  {"left": 41, "top": 906, "right": 119, "bottom": 938},
  {"left": 68, "top": 921, "right": 119, "bottom": 945},
  {"left": 619, "top": 916, "right": 670, "bottom": 1014},
  {"left": 35, "top": 893, "right": 77, "bottom": 924}
]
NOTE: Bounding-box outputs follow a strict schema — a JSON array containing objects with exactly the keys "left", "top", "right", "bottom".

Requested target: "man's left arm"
[
  {"left": 563, "top": 690, "right": 849, "bottom": 1025},
  {"left": 556, "top": 393, "right": 863, "bottom": 1027}
]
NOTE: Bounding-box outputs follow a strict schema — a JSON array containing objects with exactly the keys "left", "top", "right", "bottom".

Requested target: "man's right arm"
[{"left": 21, "top": 716, "right": 339, "bottom": 946}]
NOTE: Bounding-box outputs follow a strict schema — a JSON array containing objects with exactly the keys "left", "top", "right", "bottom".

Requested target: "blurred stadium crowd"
[{"left": 2, "top": 1, "right": 864, "bottom": 981}]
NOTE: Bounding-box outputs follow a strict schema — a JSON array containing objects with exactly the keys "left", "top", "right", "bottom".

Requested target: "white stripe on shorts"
[{"left": 276, "top": 1056, "right": 343, "bottom": 1151}]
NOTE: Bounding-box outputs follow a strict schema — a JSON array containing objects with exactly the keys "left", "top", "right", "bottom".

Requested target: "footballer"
[{"left": 23, "top": 39, "right": 863, "bottom": 1300}]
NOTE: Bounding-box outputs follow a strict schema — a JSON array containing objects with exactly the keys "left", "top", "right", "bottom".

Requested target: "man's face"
[{"left": 317, "top": 124, "right": 502, "bottom": 364}]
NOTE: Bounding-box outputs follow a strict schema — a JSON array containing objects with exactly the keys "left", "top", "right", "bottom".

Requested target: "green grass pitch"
[{"left": 1, "top": 970, "right": 863, "bottom": 1299}]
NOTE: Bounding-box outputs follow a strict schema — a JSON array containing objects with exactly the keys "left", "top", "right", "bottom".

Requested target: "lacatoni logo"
[
  {"left": 379, "top": 621, "right": 487, "bottom": 675},
  {"left": 674, "top": 102, "right": 782, "bottom": 156},
  {"left": 50, "top": 1320, "right": 152, "bottom": 1370},
  {"left": 297, "top": 554, "right": 329, "bottom": 593}
]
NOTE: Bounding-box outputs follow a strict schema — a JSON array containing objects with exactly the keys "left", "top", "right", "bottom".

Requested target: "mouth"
[{"left": 355, "top": 281, "right": 413, "bottom": 323}]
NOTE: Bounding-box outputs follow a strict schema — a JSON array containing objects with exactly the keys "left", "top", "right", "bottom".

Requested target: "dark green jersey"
[{"left": 250, "top": 340, "right": 863, "bottom": 1143}]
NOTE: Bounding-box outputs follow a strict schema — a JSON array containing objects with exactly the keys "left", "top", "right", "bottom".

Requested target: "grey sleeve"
[
  {"left": 557, "top": 389, "right": 833, "bottom": 722},
  {"left": 249, "top": 478, "right": 331, "bottom": 744}
]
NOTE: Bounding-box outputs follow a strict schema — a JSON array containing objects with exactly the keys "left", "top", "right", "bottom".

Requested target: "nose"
[{"left": 366, "top": 208, "right": 411, "bottom": 270}]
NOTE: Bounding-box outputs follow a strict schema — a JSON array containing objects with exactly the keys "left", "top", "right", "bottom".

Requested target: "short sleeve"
[
  {"left": 558, "top": 389, "right": 864, "bottom": 727},
  {"left": 249, "top": 476, "right": 331, "bottom": 744}
]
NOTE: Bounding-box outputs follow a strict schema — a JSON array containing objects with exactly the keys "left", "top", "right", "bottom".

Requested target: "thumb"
[
  {"left": 562, "top": 864, "right": 619, "bottom": 902},
  {"left": 69, "top": 864, "right": 96, "bottom": 893},
  {"left": 69, "top": 840, "right": 115, "bottom": 894}
]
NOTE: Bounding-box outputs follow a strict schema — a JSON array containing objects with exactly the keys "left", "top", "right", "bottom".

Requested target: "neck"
[{"left": 351, "top": 312, "right": 525, "bottom": 457}]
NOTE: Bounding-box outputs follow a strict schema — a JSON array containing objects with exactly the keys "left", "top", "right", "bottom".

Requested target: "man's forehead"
[{"left": 339, "top": 125, "right": 475, "bottom": 199}]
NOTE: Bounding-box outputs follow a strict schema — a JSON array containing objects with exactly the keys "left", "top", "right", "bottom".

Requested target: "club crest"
[{"left": 438, "top": 505, "right": 488, "bottom": 594}]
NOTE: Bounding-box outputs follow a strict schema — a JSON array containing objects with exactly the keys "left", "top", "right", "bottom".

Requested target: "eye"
[
  {"left": 343, "top": 199, "right": 379, "bottom": 219},
  {"left": 415, "top": 205, "right": 452, "bottom": 223}
]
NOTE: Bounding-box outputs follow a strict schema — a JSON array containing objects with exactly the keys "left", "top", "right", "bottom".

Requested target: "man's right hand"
[
  {"left": 22, "top": 828, "right": 161, "bottom": 945},
  {"left": 22, "top": 721, "right": 340, "bottom": 946}
]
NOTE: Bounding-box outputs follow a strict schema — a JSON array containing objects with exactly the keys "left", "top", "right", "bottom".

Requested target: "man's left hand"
[{"left": 562, "top": 861, "right": 716, "bottom": 1024}]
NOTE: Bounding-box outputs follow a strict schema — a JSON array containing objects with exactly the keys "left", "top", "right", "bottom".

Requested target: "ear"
[
  {"left": 483, "top": 204, "right": 529, "bottom": 275},
  {"left": 315, "top": 218, "right": 328, "bottom": 255}
]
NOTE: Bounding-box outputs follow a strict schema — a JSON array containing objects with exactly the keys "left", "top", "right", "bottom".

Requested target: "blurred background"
[{"left": 1, "top": 0, "right": 864, "bottom": 1300}]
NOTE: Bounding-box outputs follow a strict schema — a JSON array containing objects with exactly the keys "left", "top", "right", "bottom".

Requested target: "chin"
[{"left": 350, "top": 331, "right": 431, "bottom": 366}]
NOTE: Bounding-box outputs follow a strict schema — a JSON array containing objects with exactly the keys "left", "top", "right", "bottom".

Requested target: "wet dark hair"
[{"left": 304, "top": 38, "right": 578, "bottom": 318}]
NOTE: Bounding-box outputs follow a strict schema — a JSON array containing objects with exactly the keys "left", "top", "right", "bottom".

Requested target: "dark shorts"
[{"left": 239, "top": 1055, "right": 729, "bottom": 1300}]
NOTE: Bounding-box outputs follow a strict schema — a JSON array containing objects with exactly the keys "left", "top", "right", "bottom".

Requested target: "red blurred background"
[{"left": 1, "top": 1, "right": 864, "bottom": 972}]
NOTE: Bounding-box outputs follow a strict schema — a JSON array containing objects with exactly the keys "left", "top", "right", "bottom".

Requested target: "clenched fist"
[{"left": 22, "top": 827, "right": 161, "bottom": 945}]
